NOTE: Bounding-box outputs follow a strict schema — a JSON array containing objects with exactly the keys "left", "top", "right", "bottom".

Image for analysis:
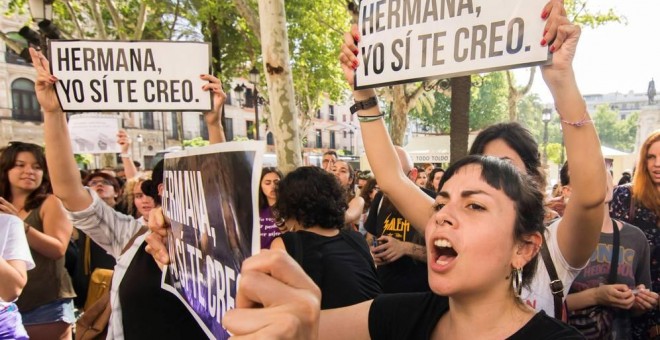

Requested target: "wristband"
[
  {"left": 357, "top": 113, "right": 385, "bottom": 123},
  {"left": 350, "top": 96, "right": 379, "bottom": 114}
]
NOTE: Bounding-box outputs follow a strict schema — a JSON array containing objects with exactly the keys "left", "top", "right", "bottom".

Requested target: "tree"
[
  {"left": 593, "top": 105, "right": 638, "bottom": 152},
  {"left": 504, "top": 1, "right": 625, "bottom": 121}
]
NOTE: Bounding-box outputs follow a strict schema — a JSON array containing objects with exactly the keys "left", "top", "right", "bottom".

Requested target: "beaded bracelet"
[
  {"left": 357, "top": 112, "right": 385, "bottom": 123},
  {"left": 559, "top": 112, "right": 593, "bottom": 127}
]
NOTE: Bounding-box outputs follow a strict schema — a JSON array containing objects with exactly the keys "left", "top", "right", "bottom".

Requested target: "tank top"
[
  {"left": 16, "top": 203, "right": 76, "bottom": 312},
  {"left": 119, "top": 242, "right": 208, "bottom": 339}
]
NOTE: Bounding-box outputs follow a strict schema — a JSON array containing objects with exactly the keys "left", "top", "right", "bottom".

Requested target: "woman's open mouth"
[{"left": 434, "top": 238, "right": 458, "bottom": 266}]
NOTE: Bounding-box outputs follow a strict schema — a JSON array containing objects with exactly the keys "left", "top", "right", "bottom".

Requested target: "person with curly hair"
[{"left": 269, "top": 166, "right": 381, "bottom": 309}]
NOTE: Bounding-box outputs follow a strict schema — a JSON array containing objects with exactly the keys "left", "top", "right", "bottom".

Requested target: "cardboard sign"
[
  {"left": 67, "top": 113, "right": 120, "bottom": 154},
  {"left": 49, "top": 40, "right": 212, "bottom": 112},
  {"left": 161, "top": 141, "right": 264, "bottom": 339},
  {"left": 355, "top": 0, "right": 551, "bottom": 89}
]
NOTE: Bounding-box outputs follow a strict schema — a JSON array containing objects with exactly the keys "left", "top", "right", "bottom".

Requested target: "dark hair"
[
  {"left": 359, "top": 178, "right": 378, "bottom": 211},
  {"left": 0, "top": 142, "right": 51, "bottom": 211},
  {"left": 84, "top": 171, "right": 122, "bottom": 192},
  {"left": 335, "top": 160, "right": 356, "bottom": 198},
  {"left": 439, "top": 155, "right": 545, "bottom": 290},
  {"left": 560, "top": 161, "right": 570, "bottom": 186},
  {"left": 425, "top": 167, "right": 445, "bottom": 192},
  {"left": 323, "top": 150, "right": 338, "bottom": 158},
  {"left": 259, "top": 167, "right": 283, "bottom": 210},
  {"left": 141, "top": 159, "right": 164, "bottom": 205},
  {"left": 469, "top": 122, "right": 544, "bottom": 189},
  {"left": 273, "top": 166, "right": 346, "bottom": 229}
]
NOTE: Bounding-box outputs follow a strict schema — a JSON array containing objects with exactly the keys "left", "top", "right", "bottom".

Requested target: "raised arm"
[
  {"left": 339, "top": 28, "right": 434, "bottom": 234},
  {"left": 118, "top": 129, "right": 139, "bottom": 180},
  {"left": 540, "top": 1, "right": 606, "bottom": 267},
  {"left": 201, "top": 74, "right": 227, "bottom": 144},
  {"left": 345, "top": 196, "right": 365, "bottom": 225},
  {"left": 29, "top": 48, "right": 92, "bottom": 212}
]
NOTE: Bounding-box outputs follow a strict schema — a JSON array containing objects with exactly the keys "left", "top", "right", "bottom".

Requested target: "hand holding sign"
[
  {"left": 539, "top": 0, "right": 581, "bottom": 89},
  {"left": 28, "top": 48, "right": 62, "bottom": 114},
  {"left": 200, "top": 74, "right": 226, "bottom": 127}
]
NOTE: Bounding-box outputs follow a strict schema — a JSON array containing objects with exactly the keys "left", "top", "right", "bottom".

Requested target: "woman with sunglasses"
[{"left": 0, "top": 141, "right": 74, "bottom": 340}]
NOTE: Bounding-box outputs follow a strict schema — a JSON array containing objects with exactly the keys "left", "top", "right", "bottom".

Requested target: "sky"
[{"left": 514, "top": 0, "right": 659, "bottom": 103}]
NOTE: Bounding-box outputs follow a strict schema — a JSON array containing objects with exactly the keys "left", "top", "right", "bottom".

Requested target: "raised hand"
[
  {"left": 339, "top": 25, "right": 360, "bottom": 88},
  {"left": 200, "top": 74, "right": 226, "bottom": 126},
  {"left": 28, "top": 48, "right": 61, "bottom": 114},
  {"left": 539, "top": 0, "right": 581, "bottom": 87},
  {"left": 145, "top": 207, "right": 171, "bottom": 268},
  {"left": 117, "top": 130, "right": 131, "bottom": 154}
]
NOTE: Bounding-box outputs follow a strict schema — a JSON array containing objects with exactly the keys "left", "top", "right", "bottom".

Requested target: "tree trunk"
[
  {"left": 450, "top": 77, "right": 471, "bottom": 165},
  {"left": 390, "top": 86, "right": 409, "bottom": 146},
  {"left": 258, "top": 0, "right": 302, "bottom": 173},
  {"left": 506, "top": 68, "right": 536, "bottom": 121}
]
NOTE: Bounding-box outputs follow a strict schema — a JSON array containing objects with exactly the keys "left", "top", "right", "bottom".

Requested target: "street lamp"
[
  {"left": 19, "top": 0, "right": 60, "bottom": 60},
  {"left": 233, "top": 84, "right": 245, "bottom": 108},
  {"left": 248, "top": 66, "right": 261, "bottom": 140},
  {"left": 541, "top": 108, "right": 552, "bottom": 167}
]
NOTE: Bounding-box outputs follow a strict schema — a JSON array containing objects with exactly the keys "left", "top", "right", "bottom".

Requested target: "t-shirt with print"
[
  {"left": 364, "top": 190, "right": 434, "bottom": 293},
  {"left": 567, "top": 221, "right": 651, "bottom": 339},
  {"left": 521, "top": 218, "right": 587, "bottom": 318},
  {"left": 260, "top": 206, "right": 281, "bottom": 249},
  {"left": 368, "top": 292, "right": 585, "bottom": 339},
  {"left": 0, "top": 214, "right": 35, "bottom": 307}
]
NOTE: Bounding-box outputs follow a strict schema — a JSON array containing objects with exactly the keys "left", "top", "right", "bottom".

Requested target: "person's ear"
[
  {"left": 561, "top": 185, "right": 572, "bottom": 199},
  {"left": 512, "top": 232, "right": 542, "bottom": 269},
  {"left": 158, "top": 183, "right": 164, "bottom": 197}
]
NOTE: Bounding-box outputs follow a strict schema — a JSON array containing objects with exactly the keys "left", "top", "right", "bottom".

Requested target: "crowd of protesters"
[{"left": 1, "top": 1, "right": 659, "bottom": 339}]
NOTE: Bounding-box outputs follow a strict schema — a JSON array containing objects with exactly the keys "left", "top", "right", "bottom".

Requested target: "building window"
[
  {"left": 316, "top": 109, "right": 322, "bottom": 119},
  {"left": 330, "top": 131, "right": 336, "bottom": 149},
  {"left": 171, "top": 112, "right": 179, "bottom": 139},
  {"left": 11, "top": 78, "right": 41, "bottom": 122},
  {"left": 315, "top": 129, "right": 322, "bottom": 148},
  {"left": 267, "top": 132, "right": 274, "bottom": 145},
  {"left": 142, "top": 112, "right": 155, "bottom": 129},
  {"left": 343, "top": 131, "right": 347, "bottom": 138},
  {"left": 244, "top": 89, "right": 254, "bottom": 108},
  {"left": 246, "top": 121, "right": 255, "bottom": 139},
  {"left": 224, "top": 117, "right": 234, "bottom": 141},
  {"left": 343, "top": 114, "right": 347, "bottom": 122},
  {"left": 328, "top": 105, "right": 335, "bottom": 121}
]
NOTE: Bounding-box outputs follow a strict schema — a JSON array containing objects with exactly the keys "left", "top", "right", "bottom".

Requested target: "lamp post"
[
  {"left": 248, "top": 66, "right": 261, "bottom": 141},
  {"left": 541, "top": 108, "right": 552, "bottom": 167},
  {"left": 233, "top": 84, "right": 245, "bottom": 108},
  {"left": 19, "top": 0, "right": 60, "bottom": 60}
]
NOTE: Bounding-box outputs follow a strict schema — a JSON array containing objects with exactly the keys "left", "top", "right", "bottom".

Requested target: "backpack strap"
[
  {"left": 540, "top": 232, "right": 564, "bottom": 320},
  {"left": 607, "top": 219, "right": 621, "bottom": 284},
  {"left": 121, "top": 226, "right": 149, "bottom": 256}
]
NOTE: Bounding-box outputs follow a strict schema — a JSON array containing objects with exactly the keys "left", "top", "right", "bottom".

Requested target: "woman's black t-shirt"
[
  {"left": 282, "top": 230, "right": 382, "bottom": 309},
  {"left": 368, "top": 292, "right": 585, "bottom": 339}
]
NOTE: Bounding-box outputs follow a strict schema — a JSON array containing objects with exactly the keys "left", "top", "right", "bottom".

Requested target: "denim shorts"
[{"left": 20, "top": 299, "right": 76, "bottom": 326}]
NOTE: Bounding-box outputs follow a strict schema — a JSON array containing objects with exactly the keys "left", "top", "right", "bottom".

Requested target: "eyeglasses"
[{"left": 88, "top": 179, "right": 113, "bottom": 187}]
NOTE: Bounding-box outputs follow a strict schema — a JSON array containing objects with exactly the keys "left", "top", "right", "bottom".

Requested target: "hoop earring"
[{"left": 511, "top": 267, "right": 523, "bottom": 298}]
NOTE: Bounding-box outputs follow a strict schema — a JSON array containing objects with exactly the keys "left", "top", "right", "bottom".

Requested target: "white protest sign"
[
  {"left": 67, "top": 113, "right": 120, "bottom": 154},
  {"left": 49, "top": 40, "right": 212, "bottom": 112},
  {"left": 355, "top": 0, "right": 550, "bottom": 89}
]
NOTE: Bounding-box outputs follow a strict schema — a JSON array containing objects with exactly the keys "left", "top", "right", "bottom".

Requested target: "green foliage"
[
  {"left": 408, "top": 73, "right": 508, "bottom": 133},
  {"left": 182, "top": 137, "right": 209, "bottom": 147},
  {"left": 565, "top": 0, "right": 627, "bottom": 28},
  {"left": 593, "top": 105, "right": 638, "bottom": 152},
  {"left": 545, "top": 143, "right": 563, "bottom": 165}
]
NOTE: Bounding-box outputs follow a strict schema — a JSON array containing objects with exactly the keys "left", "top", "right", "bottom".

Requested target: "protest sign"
[
  {"left": 49, "top": 40, "right": 212, "bottom": 112},
  {"left": 67, "top": 113, "right": 120, "bottom": 154},
  {"left": 161, "top": 141, "right": 264, "bottom": 340},
  {"left": 355, "top": 0, "right": 550, "bottom": 89}
]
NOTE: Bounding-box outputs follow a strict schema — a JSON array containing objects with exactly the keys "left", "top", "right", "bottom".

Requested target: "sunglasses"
[{"left": 88, "top": 179, "right": 114, "bottom": 187}]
